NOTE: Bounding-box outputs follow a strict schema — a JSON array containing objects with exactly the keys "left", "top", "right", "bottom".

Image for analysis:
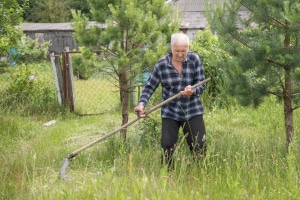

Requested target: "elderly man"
[{"left": 134, "top": 32, "right": 207, "bottom": 168}]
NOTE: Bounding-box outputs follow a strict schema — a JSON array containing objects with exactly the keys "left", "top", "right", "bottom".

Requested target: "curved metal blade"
[
  {"left": 58, "top": 78, "right": 211, "bottom": 181},
  {"left": 60, "top": 157, "right": 72, "bottom": 182}
]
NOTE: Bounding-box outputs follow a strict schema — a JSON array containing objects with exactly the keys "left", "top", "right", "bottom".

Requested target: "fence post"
[
  {"left": 50, "top": 52, "right": 62, "bottom": 105},
  {"left": 62, "top": 47, "right": 75, "bottom": 112},
  {"left": 67, "top": 48, "right": 76, "bottom": 112},
  {"left": 55, "top": 54, "right": 63, "bottom": 92}
]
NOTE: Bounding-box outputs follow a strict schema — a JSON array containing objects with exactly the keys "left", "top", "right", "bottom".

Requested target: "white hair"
[{"left": 170, "top": 32, "right": 190, "bottom": 47}]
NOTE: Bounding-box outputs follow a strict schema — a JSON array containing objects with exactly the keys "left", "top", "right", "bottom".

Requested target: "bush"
[
  {"left": 0, "top": 60, "right": 9, "bottom": 73},
  {"left": 1, "top": 62, "right": 59, "bottom": 114},
  {"left": 190, "top": 29, "right": 233, "bottom": 108},
  {"left": 11, "top": 36, "right": 51, "bottom": 64},
  {"left": 71, "top": 47, "right": 100, "bottom": 79},
  {"left": 139, "top": 115, "right": 161, "bottom": 147}
]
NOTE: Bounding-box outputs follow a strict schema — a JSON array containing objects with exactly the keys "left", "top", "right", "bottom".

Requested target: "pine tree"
[
  {"left": 72, "top": 0, "right": 179, "bottom": 138},
  {"left": 205, "top": 0, "right": 300, "bottom": 149}
]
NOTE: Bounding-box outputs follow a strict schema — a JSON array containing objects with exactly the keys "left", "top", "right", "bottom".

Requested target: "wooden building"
[
  {"left": 20, "top": 1, "right": 227, "bottom": 54},
  {"left": 167, "top": 0, "right": 222, "bottom": 40},
  {"left": 21, "top": 22, "right": 105, "bottom": 55}
]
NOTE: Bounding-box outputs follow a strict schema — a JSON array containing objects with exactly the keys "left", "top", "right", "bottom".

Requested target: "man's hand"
[
  {"left": 134, "top": 104, "right": 146, "bottom": 118},
  {"left": 181, "top": 85, "right": 194, "bottom": 96}
]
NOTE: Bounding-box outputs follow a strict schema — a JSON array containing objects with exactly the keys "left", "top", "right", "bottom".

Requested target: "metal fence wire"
[
  {"left": 0, "top": 48, "right": 143, "bottom": 115},
  {"left": 59, "top": 48, "right": 122, "bottom": 115}
]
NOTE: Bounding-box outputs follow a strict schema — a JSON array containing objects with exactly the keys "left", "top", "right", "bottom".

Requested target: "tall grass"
[
  {"left": 0, "top": 76, "right": 299, "bottom": 199},
  {"left": 0, "top": 62, "right": 60, "bottom": 116}
]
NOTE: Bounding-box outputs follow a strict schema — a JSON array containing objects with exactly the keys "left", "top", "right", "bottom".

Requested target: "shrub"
[
  {"left": 11, "top": 35, "right": 51, "bottom": 64},
  {"left": 1, "top": 62, "right": 58, "bottom": 114},
  {"left": 71, "top": 47, "right": 100, "bottom": 79},
  {"left": 190, "top": 29, "right": 233, "bottom": 108},
  {"left": 139, "top": 115, "right": 161, "bottom": 147}
]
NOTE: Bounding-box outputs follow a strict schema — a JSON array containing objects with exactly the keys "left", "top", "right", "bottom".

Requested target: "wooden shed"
[
  {"left": 168, "top": 0, "right": 226, "bottom": 40},
  {"left": 20, "top": 22, "right": 106, "bottom": 55},
  {"left": 168, "top": 0, "right": 247, "bottom": 40}
]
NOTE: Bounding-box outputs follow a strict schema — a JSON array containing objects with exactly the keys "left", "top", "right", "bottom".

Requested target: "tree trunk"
[
  {"left": 119, "top": 71, "right": 129, "bottom": 140},
  {"left": 283, "top": 67, "right": 294, "bottom": 151},
  {"left": 283, "top": 34, "right": 294, "bottom": 151}
]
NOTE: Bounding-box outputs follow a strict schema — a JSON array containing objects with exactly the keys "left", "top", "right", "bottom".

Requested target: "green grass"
[
  {"left": 0, "top": 66, "right": 299, "bottom": 199},
  {"left": 74, "top": 79, "right": 120, "bottom": 115},
  {"left": 1, "top": 96, "right": 299, "bottom": 200}
]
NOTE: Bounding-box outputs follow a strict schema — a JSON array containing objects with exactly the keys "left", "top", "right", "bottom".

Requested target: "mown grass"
[{"left": 1, "top": 69, "right": 299, "bottom": 199}]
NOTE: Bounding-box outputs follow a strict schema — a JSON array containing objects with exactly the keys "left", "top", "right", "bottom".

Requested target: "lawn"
[
  {"left": 1, "top": 97, "right": 299, "bottom": 199},
  {"left": 0, "top": 65, "right": 299, "bottom": 199}
]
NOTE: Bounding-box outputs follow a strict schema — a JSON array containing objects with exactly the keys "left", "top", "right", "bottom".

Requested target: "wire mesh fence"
[
  {"left": 0, "top": 49, "right": 144, "bottom": 116},
  {"left": 62, "top": 49, "right": 147, "bottom": 115},
  {"left": 62, "top": 49, "right": 122, "bottom": 115},
  {"left": 73, "top": 76, "right": 120, "bottom": 115}
]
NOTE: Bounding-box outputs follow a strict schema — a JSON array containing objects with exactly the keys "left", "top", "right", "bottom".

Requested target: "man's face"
[{"left": 171, "top": 43, "right": 189, "bottom": 62}]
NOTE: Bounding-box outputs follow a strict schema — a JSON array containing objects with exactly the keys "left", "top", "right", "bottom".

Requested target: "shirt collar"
[{"left": 167, "top": 52, "right": 188, "bottom": 67}]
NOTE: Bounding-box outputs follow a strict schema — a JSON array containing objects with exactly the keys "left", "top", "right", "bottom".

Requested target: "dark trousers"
[{"left": 161, "top": 115, "right": 206, "bottom": 166}]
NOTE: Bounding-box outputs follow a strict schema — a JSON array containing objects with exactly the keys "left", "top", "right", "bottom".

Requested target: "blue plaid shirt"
[{"left": 139, "top": 51, "right": 206, "bottom": 121}]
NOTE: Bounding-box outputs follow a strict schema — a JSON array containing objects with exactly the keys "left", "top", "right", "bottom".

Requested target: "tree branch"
[
  {"left": 292, "top": 105, "right": 300, "bottom": 111},
  {"left": 219, "top": 14, "right": 252, "bottom": 49},
  {"left": 292, "top": 93, "right": 300, "bottom": 97},
  {"left": 275, "top": 70, "right": 285, "bottom": 91},
  {"left": 267, "top": 58, "right": 288, "bottom": 68},
  {"left": 268, "top": 90, "right": 283, "bottom": 98},
  {"left": 241, "top": 3, "right": 287, "bottom": 29}
]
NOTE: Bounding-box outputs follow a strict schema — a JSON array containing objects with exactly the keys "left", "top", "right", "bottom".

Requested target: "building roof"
[
  {"left": 20, "top": 21, "right": 106, "bottom": 32},
  {"left": 20, "top": 1, "right": 227, "bottom": 32},
  {"left": 177, "top": 0, "right": 207, "bottom": 11},
  {"left": 168, "top": 0, "right": 225, "bottom": 29}
]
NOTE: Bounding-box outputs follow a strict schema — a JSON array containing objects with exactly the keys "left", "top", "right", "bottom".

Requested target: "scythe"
[{"left": 60, "top": 78, "right": 210, "bottom": 181}]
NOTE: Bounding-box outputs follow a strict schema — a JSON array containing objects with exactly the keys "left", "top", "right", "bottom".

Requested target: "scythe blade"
[{"left": 60, "top": 78, "right": 211, "bottom": 181}]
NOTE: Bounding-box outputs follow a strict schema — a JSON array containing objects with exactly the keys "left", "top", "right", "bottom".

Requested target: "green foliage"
[
  {"left": 190, "top": 28, "right": 233, "bottom": 108},
  {"left": 71, "top": 47, "right": 99, "bottom": 79},
  {"left": 71, "top": 0, "right": 180, "bottom": 133},
  {"left": 0, "top": 60, "right": 9, "bottom": 71},
  {"left": 0, "top": 0, "right": 24, "bottom": 55},
  {"left": 1, "top": 62, "right": 58, "bottom": 114},
  {"left": 20, "top": 0, "right": 70, "bottom": 22},
  {"left": 19, "top": 0, "right": 91, "bottom": 22},
  {"left": 12, "top": 36, "right": 51, "bottom": 64},
  {"left": 67, "top": 0, "right": 92, "bottom": 20},
  {"left": 17, "top": 0, "right": 35, "bottom": 21},
  {"left": 205, "top": 0, "right": 300, "bottom": 107},
  {"left": 139, "top": 115, "right": 161, "bottom": 146},
  {"left": 0, "top": 96, "right": 300, "bottom": 199},
  {"left": 205, "top": 1, "right": 300, "bottom": 149},
  {"left": 72, "top": 0, "right": 179, "bottom": 74}
]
